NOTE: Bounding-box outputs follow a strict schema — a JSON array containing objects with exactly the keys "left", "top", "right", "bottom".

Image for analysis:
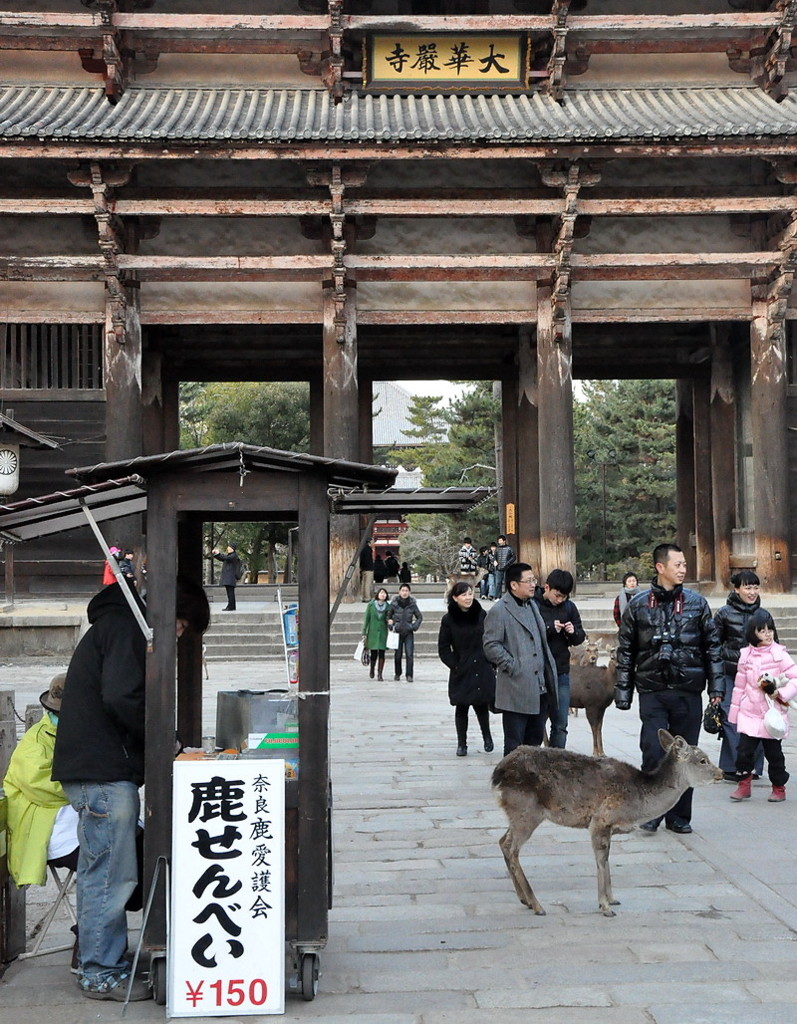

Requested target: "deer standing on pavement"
[
  {"left": 492, "top": 729, "right": 722, "bottom": 917},
  {"left": 568, "top": 638, "right": 616, "bottom": 756}
]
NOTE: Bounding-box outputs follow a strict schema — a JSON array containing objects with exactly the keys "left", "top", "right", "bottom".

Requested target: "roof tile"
[{"left": 0, "top": 85, "right": 794, "bottom": 144}]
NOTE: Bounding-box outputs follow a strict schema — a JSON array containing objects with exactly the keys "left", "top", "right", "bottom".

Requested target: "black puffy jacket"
[
  {"left": 52, "top": 583, "right": 147, "bottom": 786},
  {"left": 713, "top": 591, "right": 777, "bottom": 698},
  {"left": 615, "top": 581, "right": 724, "bottom": 705}
]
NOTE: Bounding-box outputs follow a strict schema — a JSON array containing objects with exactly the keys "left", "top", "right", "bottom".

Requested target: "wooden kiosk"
[
  {"left": 64, "top": 442, "right": 395, "bottom": 1003},
  {"left": 0, "top": 441, "right": 489, "bottom": 1001}
]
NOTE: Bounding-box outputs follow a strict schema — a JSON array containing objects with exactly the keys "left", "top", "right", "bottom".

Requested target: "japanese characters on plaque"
[
  {"left": 366, "top": 34, "right": 527, "bottom": 90},
  {"left": 169, "top": 759, "right": 285, "bottom": 1017}
]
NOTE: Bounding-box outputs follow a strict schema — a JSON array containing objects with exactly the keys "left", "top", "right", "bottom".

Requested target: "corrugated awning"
[
  {"left": 0, "top": 411, "right": 60, "bottom": 450},
  {"left": 0, "top": 476, "right": 146, "bottom": 541},
  {"left": 67, "top": 442, "right": 397, "bottom": 490},
  {"left": 0, "top": 85, "right": 794, "bottom": 145},
  {"left": 331, "top": 486, "right": 494, "bottom": 515},
  {"left": 0, "top": 445, "right": 489, "bottom": 542}
]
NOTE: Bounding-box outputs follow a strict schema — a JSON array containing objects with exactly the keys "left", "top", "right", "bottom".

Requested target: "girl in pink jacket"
[{"left": 728, "top": 609, "right": 797, "bottom": 803}]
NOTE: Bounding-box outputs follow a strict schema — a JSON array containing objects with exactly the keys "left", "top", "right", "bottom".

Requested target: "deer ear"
[{"left": 657, "top": 728, "right": 675, "bottom": 750}]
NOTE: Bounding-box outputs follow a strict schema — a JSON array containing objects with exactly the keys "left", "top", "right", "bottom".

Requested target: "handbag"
[
  {"left": 386, "top": 630, "right": 400, "bottom": 650},
  {"left": 763, "top": 694, "right": 787, "bottom": 740},
  {"left": 353, "top": 639, "right": 366, "bottom": 664},
  {"left": 702, "top": 701, "right": 725, "bottom": 737}
]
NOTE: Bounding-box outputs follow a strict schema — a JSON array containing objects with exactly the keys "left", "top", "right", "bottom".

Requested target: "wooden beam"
[
  {"left": 343, "top": 13, "right": 779, "bottom": 33},
  {"left": 3, "top": 191, "right": 797, "bottom": 218},
  {"left": 0, "top": 11, "right": 328, "bottom": 32},
  {"left": 6, "top": 141, "right": 797, "bottom": 163},
  {"left": 0, "top": 250, "right": 783, "bottom": 283}
]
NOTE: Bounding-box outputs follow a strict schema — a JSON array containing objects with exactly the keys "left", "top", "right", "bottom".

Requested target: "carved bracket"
[
  {"left": 727, "top": 0, "right": 797, "bottom": 100},
  {"left": 543, "top": 0, "right": 573, "bottom": 102},
  {"left": 765, "top": 209, "right": 797, "bottom": 331},
  {"left": 78, "top": 0, "right": 161, "bottom": 100},
  {"left": 540, "top": 161, "right": 600, "bottom": 340},
  {"left": 329, "top": 164, "right": 347, "bottom": 344},
  {"left": 68, "top": 161, "right": 134, "bottom": 345},
  {"left": 323, "top": 0, "right": 345, "bottom": 102}
]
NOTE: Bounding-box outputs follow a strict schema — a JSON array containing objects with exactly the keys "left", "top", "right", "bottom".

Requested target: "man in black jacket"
[
  {"left": 614, "top": 542, "right": 723, "bottom": 834},
  {"left": 533, "top": 568, "right": 586, "bottom": 748},
  {"left": 53, "top": 579, "right": 209, "bottom": 1001}
]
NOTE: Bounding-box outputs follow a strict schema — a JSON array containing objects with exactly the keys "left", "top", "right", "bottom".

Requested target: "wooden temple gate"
[{"left": 2, "top": 2, "right": 797, "bottom": 592}]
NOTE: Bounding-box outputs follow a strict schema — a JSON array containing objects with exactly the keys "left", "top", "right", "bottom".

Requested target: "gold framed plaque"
[{"left": 365, "top": 33, "right": 528, "bottom": 91}]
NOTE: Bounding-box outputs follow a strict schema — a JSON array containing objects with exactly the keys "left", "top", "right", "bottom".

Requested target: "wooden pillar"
[
  {"left": 500, "top": 377, "right": 519, "bottom": 546},
  {"left": 142, "top": 349, "right": 167, "bottom": 456},
  {"left": 142, "top": 479, "right": 178, "bottom": 949},
  {"left": 297, "top": 471, "right": 330, "bottom": 942},
  {"left": 323, "top": 280, "right": 360, "bottom": 600},
  {"left": 2, "top": 542, "right": 13, "bottom": 607},
  {"left": 750, "top": 290, "right": 791, "bottom": 591},
  {"left": 309, "top": 375, "right": 324, "bottom": 456},
  {"left": 675, "top": 380, "right": 696, "bottom": 580},
  {"left": 710, "top": 326, "right": 737, "bottom": 591},
  {"left": 104, "top": 215, "right": 143, "bottom": 463},
  {"left": 176, "top": 519, "right": 204, "bottom": 749},
  {"left": 358, "top": 378, "right": 373, "bottom": 464},
  {"left": 692, "top": 377, "right": 714, "bottom": 583},
  {"left": 162, "top": 376, "right": 180, "bottom": 453},
  {"left": 536, "top": 244, "right": 576, "bottom": 578},
  {"left": 516, "top": 329, "right": 541, "bottom": 572}
]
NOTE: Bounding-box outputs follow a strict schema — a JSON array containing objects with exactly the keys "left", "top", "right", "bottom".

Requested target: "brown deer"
[
  {"left": 568, "top": 639, "right": 616, "bottom": 756},
  {"left": 492, "top": 730, "right": 722, "bottom": 917}
]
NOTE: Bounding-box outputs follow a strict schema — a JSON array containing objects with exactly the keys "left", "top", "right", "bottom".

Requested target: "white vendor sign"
[{"left": 169, "top": 759, "right": 285, "bottom": 1016}]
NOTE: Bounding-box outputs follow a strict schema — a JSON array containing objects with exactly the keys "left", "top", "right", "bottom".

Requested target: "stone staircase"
[{"left": 203, "top": 596, "right": 620, "bottom": 663}]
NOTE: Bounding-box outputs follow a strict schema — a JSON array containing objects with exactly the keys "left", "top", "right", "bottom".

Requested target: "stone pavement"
[{"left": 1, "top": 653, "right": 797, "bottom": 1024}]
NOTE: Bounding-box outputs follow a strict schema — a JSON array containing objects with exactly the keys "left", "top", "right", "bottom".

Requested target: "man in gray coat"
[{"left": 483, "top": 562, "right": 559, "bottom": 756}]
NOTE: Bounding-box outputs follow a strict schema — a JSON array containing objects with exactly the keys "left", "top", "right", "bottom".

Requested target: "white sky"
[{"left": 399, "top": 379, "right": 465, "bottom": 402}]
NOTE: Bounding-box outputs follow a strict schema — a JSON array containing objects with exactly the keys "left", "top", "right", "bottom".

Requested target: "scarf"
[{"left": 617, "top": 584, "right": 642, "bottom": 618}]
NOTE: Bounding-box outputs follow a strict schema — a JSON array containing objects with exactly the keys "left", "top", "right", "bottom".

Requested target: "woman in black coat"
[
  {"left": 437, "top": 581, "right": 496, "bottom": 757},
  {"left": 713, "top": 569, "right": 767, "bottom": 780}
]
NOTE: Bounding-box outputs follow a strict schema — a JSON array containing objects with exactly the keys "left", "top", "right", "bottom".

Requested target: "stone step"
[{"left": 201, "top": 600, "right": 797, "bottom": 662}]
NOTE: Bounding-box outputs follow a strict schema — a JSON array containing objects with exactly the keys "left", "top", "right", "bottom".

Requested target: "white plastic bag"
[
  {"left": 353, "top": 639, "right": 365, "bottom": 663},
  {"left": 386, "top": 630, "right": 400, "bottom": 650},
  {"left": 763, "top": 694, "right": 787, "bottom": 740}
]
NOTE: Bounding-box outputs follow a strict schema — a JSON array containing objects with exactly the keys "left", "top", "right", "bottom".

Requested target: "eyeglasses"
[{"left": 519, "top": 577, "right": 536, "bottom": 586}]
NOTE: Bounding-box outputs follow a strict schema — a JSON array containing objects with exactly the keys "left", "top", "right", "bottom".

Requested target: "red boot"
[
  {"left": 768, "top": 785, "right": 786, "bottom": 802},
  {"left": 729, "top": 775, "right": 752, "bottom": 802}
]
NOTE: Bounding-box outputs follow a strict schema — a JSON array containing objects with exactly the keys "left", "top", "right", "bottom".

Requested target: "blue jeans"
[
  {"left": 394, "top": 631, "right": 415, "bottom": 679},
  {"left": 63, "top": 781, "right": 140, "bottom": 987},
  {"left": 487, "top": 573, "right": 497, "bottom": 599},
  {"left": 494, "top": 569, "right": 505, "bottom": 597},
  {"left": 548, "top": 673, "right": 570, "bottom": 748}
]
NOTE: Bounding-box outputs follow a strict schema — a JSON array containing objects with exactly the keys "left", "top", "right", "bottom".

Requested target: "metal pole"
[{"left": 79, "top": 501, "right": 153, "bottom": 648}]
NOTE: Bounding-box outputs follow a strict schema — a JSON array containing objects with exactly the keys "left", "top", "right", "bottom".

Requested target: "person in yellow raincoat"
[{"left": 3, "top": 673, "right": 78, "bottom": 886}]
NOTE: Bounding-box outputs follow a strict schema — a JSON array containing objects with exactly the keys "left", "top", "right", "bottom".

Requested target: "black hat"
[
  {"left": 229, "top": 542, "right": 238, "bottom": 551},
  {"left": 40, "top": 672, "right": 67, "bottom": 713}
]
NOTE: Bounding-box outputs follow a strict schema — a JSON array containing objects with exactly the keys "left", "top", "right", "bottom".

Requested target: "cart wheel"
[
  {"left": 151, "top": 955, "right": 167, "bottom": 1006},
  {"left": 300, "top": 953, "right": 319, "bottom": 1001}
]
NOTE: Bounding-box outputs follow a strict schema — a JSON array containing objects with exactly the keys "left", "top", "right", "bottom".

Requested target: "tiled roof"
[{"left": 0, "top": 85, "right": 794, "bottom": 144}]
